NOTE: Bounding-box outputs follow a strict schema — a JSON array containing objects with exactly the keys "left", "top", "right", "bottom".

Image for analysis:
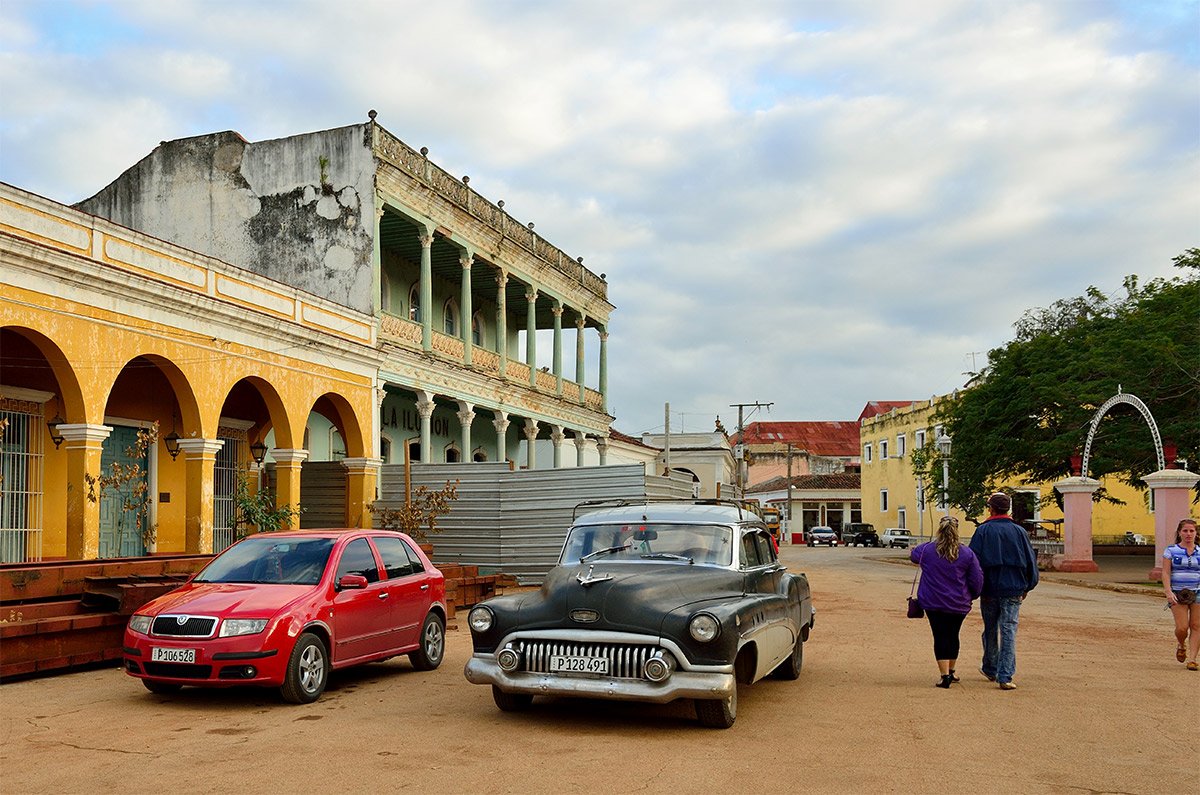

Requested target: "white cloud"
[{"left": 1, "top": 0, "right": 1195, "bottom": 434}]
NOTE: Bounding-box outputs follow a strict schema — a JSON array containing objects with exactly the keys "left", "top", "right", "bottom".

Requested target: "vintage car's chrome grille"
[
  {"left": 517, "top": 640, "right": 660, "bottom": 679},
  {"left": 151, "top": 615, "right": 218, "bottom": 637}
]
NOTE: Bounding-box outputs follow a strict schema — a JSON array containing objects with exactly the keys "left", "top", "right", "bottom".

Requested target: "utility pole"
[
  {"left": 786, "top": 442, "right": 794, "bottom": 542},
  {"left": 730, "top": 400, "right": 773, "bottom": 497},
  {"left": 663, "top": 402, "right": 671, "bottom": 476}
]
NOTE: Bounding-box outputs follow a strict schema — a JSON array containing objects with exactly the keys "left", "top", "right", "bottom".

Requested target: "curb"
[{"left": 871, "top": 555, "right": 1163, "bottom": 599}]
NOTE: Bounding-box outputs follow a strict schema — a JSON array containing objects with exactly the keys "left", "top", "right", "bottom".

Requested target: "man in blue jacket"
[{"left": 968, "top": 492, "right": 1039, "bottom": 690}]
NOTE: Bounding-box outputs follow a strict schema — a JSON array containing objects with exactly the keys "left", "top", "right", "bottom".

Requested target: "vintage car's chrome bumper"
[{"left": 465, "top": 654, "right": 735, "bottom": 703}]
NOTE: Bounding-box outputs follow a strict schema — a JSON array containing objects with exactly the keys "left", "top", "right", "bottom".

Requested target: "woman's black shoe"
[
  {"left": 936, "top": 674, "right": 953, "bottom": 688},
  {"left": 949, "top": 669, "right": 960, "bottom": 683}
]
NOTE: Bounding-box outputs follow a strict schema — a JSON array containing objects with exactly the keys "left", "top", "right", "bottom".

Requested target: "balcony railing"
[
  {"left": 373, "top": 125, "right": 608, "bottom": 302},
  {"left": 377, "top": 313, "right": 604, "bottom": 412}
]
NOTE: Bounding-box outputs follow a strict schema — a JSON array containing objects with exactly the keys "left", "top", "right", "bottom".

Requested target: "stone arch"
[
  {"left": 0, "top": 326, "right": 86, "bottom": 421},
  {"left": 312, "top": 392, "right": 367, "bottom": 459}
]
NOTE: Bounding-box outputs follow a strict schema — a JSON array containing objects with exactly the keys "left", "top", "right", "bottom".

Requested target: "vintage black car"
[{"left": 463, "top": 500, "right": 815, "bottom": 728}]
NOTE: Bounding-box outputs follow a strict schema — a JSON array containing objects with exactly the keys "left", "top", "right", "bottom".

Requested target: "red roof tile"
[
  {"left": 857, "top": 401, "right": 916, "bottom": 422},
  {"left": 734, "top": 421, "right": 859, "bottom": 456}
]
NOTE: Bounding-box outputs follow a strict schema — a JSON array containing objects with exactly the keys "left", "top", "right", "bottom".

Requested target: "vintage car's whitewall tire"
[
  {"left": 280, "top": 632, "right": 328, "bottom": 704},
  {"left": 695, "top": 685, "right": 737, "bottom": 728},
  {"left": 492, "top": 685, "right": 533, "bottom": 712},
  {"left": 409, "top": 612, "right": 445, "bottom": 671},
  {"left": 142, "top": 679, "right": 182, "bottom": 695},
  {"left": 773, "top": 635, "right": 804, "bottom": 680}
]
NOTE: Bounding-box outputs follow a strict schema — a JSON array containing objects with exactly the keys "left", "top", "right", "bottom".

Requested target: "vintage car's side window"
[
  {"left": 335, "top": 538, "right": 381, "bottom": 582},
  {"left": 740, "top": 532, "right": 762, "bottom": 569},
  {"left": 372, "top": 535, "right": 415, "bottom": 579},
  {"left": 754, "top": 531, "right": 776, "bottom": 564}
]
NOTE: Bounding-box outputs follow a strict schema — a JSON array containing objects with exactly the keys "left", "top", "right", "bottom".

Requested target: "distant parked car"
[
  {"left": 880, "top": 528, "right": 912, "bottom": 548},
  {"left": 847, "top": 528, "right": 882, "bottom": 548},
  {"left": 840, "top": 522, "right": 876, "bottom": 546},
  {"left": 806, "top": 526, "right": 839, "bottom": 547},
  {"left": 123, "top": 529, "right": 447, "bottom": 703}
]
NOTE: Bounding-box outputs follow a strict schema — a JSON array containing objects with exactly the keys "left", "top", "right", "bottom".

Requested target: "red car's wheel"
[
  {"left": 280, "top": 632, "right": 328, "bottom": 704},
  {"left": 408, "top": 612, "right": 445, "bottom": 671}
]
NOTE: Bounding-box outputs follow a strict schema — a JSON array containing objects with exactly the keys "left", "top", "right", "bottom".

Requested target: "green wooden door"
[{"left": 98, "top": 425, "right": 148, "bottom": 558}]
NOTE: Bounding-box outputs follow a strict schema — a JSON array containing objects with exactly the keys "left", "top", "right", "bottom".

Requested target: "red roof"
[
  {"left": 746, "top": 473, "right": 861, "bottom": 493},
  {"left": 857, "top": 401, "right": 916, "bottom": 423},
  {"left": 735, "top": 421, "right": 859, "bottom": 456},
  {"left": 607, "top": 428, "right": 658, "bottom": 449}
]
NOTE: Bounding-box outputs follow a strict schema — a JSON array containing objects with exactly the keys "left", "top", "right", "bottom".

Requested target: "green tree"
[
  {"left": 229, "top": 468, "right": 302, "bottom": 538},
  {"left": 924, "top": 249, "right": 1199, "bottom": 518}
]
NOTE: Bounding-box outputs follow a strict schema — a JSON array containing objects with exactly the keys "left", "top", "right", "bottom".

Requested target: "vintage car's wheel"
[
  {"left": 408, "top": 612, "right": 445, "bottom": 671},
  {"left": 773, "top": 636, "right": 804, "bottom": 680},
  {"left": 280, "top": 632, "right": 328, "bottom": 704},
  {"left": 492, "top": 685, "right": 533, "bottom": 712},
  {"left": 695, "top": 685, "right": 737, "bottom": 728},
  {"left": 142, "top": 679, "right": 182, "bottom": 695}
]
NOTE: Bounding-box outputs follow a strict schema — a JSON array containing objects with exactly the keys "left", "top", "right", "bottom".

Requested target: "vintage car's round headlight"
[
  {"left": 468, "top": 606, "right": 494, "bottom": 633},
  {"left": 689, "top": 613, "right": 720, "bottom": 643}
]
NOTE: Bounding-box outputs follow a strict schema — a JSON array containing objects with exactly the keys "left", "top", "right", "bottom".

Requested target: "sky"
[{"left": 2, "top": 0, "right": 1197, "bottom": 438}]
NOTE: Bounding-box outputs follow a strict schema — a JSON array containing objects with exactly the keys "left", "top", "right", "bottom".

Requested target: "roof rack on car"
[{"left": 571, "top": 497, "right": 761, "bottom": 522}]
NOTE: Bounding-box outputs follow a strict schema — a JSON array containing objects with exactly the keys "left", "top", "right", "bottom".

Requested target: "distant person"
[
  {"left": 911, "top": 516, "right": 983, "bottom": 688},
  {"left": 968, "top": 492, "right": 1039, "bottom": 690},
  {"left": 1163, "top": 518, "right": 1200, "bottom": 671}
]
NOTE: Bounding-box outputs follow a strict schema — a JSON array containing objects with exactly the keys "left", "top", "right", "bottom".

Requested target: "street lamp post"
[{"left": 937, "top": 433, "right": 952, "bottom": 517}]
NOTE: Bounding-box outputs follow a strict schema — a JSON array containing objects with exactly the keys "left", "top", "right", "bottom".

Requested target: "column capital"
[
  {"left": 1142, "top": 468, "right": 1200, "bottom": 490},
  {"left": 493, "top": 414, "right": 510, "bottom": 433},
  {"left": 523, "top": 419, "right": 540, "bottom": 441},
  {"left": 418, "top": 232, "right": 434, "bottom": 248},
  {"left": 177, "top": 438, "right": 225, "bottom": 457},
  {"left": 573, "top": 433, "right": 588, "bottom": 450},
  {"left": 460, "top": 253, "right": 474, "bottom": 269},
  {"left": 551, "top": 304, "right": 563, "bottom": 318},
  {"left": 599, "top": 330, "right": 609, "bottom": 342},
  {"left": 551, "top": 425, "right": 565, "bottom": 445},
  {"left": 525, "top": 288, "right": 539, "bottom": 303},
  {"left": 272, "top": 448, "right": 310, "bottom": 465},
  {"left": 496, "top": 269, "right": 509, "bottom": 288},
  {"left": 457, "top": 407, "right": 476, "bottom": 426},
  {"left": 1053, "top": 476, "right": 1102, "bottom": 494},
  {"left": 576, "top": 316, "right": 586, "bottom": 330},
  {"left": 341, "top": 457, "right": 383, "bottom": 474},
  {"left": 58, "top": 423, "right": 112, "bottom": 445}
]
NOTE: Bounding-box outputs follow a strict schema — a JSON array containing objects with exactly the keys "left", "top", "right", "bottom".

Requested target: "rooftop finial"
[{"left": 368, "top": 109, "right": 377, "bottom": 121}]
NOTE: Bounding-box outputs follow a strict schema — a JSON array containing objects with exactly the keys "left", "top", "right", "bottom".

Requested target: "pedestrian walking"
[
  {"left": 1162, "top": 517, "right": 1200, "bottom": 671},
  {"left": 910, "top": 516, "right": 983, "bottom": 688},
  {"left": 968, "top": 492, "right": 1039, "bottom": 690}
]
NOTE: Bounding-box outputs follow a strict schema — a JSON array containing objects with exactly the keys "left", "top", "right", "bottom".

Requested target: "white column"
[
  {"left": 456, "top": 400, "right": 476, "bottom": 461},
  {"left": 596, "top": 434, "right": 609, "bottom": 466},
  {"left": 574, "top": 431, "right": 588, "bottom": 467},
  {"left": 493, "top": 411, "right": 510, "bottom": 462},
  {"left": 575, "top": 316, "right": 586, "bottom": 406},
  {"left": 460, "top": 253, "right": 474, "bottom": 367},
  {"left": 552, "top": 301, "right": 564, "bottom": 397},
  {"left": 551, "top": 424, "right": 565, "bottom": 468},
  {"left": 419, "top": 228, "right": 434, "bottom": 352},
  {"left": 416, "top": 390, "right": 435, "bottom": 463},
  {"left": 523, "top": 419, "right": 539, "bottom": 470},
  {"left": 599, "top": 327, "right": 609, "bottom": 413},
  {"left": 526, "top": 288, "right": 539, "bottom": 387},
  {"left": 496, "top": 270, "right": 508, "bottom": 378}
]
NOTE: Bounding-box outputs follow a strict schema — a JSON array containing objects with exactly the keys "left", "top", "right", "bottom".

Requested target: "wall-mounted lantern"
[{"left": 46, "top": 415, "right": 65, "bottom": 449}]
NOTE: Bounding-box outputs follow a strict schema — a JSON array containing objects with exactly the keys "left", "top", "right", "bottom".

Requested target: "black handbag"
[{"left": 907, "top": 569, "right": 924, "bottom": 619}]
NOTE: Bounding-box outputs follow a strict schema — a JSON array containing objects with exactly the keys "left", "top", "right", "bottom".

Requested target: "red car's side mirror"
[{"left": 337, "top": 573, "right": 368, "bottom": 590}]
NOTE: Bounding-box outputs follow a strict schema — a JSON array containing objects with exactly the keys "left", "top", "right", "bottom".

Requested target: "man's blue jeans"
[{"left": 980, "top": 595, "right": 1022, "bottom": 684}]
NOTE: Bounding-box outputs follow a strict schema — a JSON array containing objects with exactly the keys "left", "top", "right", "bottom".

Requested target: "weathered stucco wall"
[{"left": 76, "top": 125, "right": 377, "bottom": 314}]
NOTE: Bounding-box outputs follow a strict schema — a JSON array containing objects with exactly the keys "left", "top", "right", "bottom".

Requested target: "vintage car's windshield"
[
  {"left": 560, "top": 523, "right": 734, "bottom": 566},
  {"left": 195, "top": 536, "right": 335, "bottom": 585}
]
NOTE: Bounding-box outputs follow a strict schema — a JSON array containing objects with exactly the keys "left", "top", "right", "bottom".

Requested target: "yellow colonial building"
[
  {"left": 1, "top": 114, "right": 615, "bottom": 562},
  {"left": 859, "top": 398, "right": 1154, "bottom": 542}
]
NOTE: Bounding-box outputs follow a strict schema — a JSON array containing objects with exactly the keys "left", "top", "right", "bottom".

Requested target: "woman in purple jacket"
[{"left": 911, "top": 516, "right": 984, "bottom": 688}]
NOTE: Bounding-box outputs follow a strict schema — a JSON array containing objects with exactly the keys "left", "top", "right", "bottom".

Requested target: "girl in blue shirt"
[{"left": 1163, "top": 517, "right": 1200, "bottom": 670}]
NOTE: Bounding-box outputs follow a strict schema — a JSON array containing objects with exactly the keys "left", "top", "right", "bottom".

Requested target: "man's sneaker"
[
  {"left": 998, "top": 681, "right": 1017, "bottom": 690},
  {"left": 980, "top": 669, "right": 996, "bottom": 682}
]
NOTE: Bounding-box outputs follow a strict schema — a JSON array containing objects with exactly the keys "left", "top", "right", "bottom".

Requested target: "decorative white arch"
[{"left": 1080, "top": 387, "right": 1164, "bottom": 478}]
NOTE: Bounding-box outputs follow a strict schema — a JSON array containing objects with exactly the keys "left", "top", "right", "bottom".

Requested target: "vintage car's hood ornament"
[{"left": 575, "top": 564, "right": 613, "bottom": 587}]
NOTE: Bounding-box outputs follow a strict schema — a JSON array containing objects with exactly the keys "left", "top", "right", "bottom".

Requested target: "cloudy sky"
[{"left": 2, "top": 0, "right": 1197, "bottom": 437}]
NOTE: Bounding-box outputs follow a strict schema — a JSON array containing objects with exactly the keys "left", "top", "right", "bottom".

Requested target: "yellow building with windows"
[{"left": 859, "top": 398, "right": 1154, "bottom": 542}]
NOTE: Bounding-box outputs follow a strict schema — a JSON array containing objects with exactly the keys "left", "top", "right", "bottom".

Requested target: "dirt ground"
[{"left": 0, "top": 547, "right": 1183, "bottom": 794}]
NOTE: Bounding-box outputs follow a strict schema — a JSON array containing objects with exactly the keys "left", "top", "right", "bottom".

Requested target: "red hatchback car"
[{"left": 123, "top": 529, "right": 446, "bottom": 703}]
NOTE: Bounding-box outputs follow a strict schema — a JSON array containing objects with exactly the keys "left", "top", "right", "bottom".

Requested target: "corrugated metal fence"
[{"left": 375, "top": 463, "right": 694, "bottom": 583}]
